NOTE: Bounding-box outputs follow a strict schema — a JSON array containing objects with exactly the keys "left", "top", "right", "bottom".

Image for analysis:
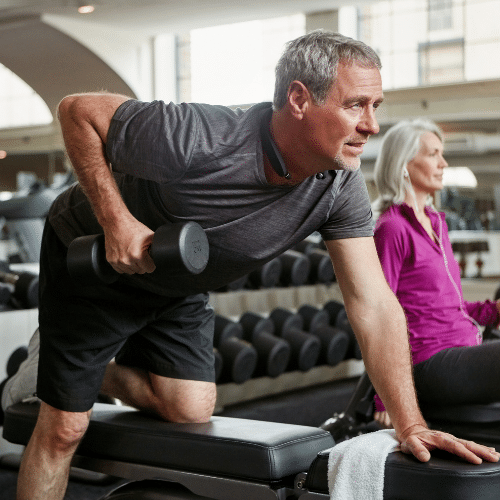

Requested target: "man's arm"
[
  {"left": 57, "top": 93, "right": 155, "bottom": 275},
  {"left": 326, "top": 236, "right": 499, "bottom": 464}
]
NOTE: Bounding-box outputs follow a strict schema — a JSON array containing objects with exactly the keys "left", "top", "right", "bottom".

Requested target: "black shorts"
[{"left": 37, "top": 222, "right": 215, "bottom": 413}]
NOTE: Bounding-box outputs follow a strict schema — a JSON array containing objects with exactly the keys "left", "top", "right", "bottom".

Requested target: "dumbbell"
[
  {"left": 239, "top": 312, "right": 291, "bottom": 378},
  {"left": 0, "top": 270, "right": 39, "bottom": 309},
  {"left": 213, "top": 348, "right": 223, "bottom": 383},
  {"left": 247, "top": 257, "right": 282, "bottom": 289},
  {"left": 323, "top": 300, "right": 362, "bottom": 360},
  {"left": 268, "top": 307, "right": 321, "bottom": 371},
  {"left": 214, "top": 315, "right": 258, "bottom": 384},
  {"left": 297, "top": 304, "right": 349, "bottom": 366},
  {"left": 293, "top": 241, "right": 335, "bottom": 284},
  {"left": 216, "top": 274, "right": 249, "bottom": 292},
  {"left": 278, "top": 250, "right": 311, "bottom": 287},
  {"left": 67, "top": 221, "right": 209, "bottom": 285}
]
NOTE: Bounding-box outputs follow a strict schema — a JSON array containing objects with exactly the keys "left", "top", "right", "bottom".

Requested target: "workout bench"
[{"left": 3, "top": 401, "right": 500, "bottom": 499}]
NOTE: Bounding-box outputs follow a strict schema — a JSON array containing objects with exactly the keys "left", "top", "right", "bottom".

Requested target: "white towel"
[{"left": 328, "top": 429, "right": 399, "bottom": 500}]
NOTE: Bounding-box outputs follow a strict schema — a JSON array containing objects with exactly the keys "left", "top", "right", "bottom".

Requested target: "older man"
[{"left": 6, "top": 30, "right": 498, "bottom": 500}]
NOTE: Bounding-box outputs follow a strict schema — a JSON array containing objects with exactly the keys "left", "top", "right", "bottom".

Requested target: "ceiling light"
[
  {"left": 78, "top": 4, "right": 95, "bottom": 14},
  {"left": 442, "top": 167, "right": 477, "bottom": 189}
]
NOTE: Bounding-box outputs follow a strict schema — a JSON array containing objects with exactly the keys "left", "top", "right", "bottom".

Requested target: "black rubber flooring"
[{"left": 0, "top": 465, "right": 126, "bottom": 500}]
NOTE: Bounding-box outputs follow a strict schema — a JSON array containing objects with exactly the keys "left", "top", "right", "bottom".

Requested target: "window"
[
  {"left": 428, "top": 0, "right": 453, "bottom": 31},
  {"left": 419, "top": 39, "right": 464, "bottom": 84},
  {"left": 0, "top": 64, "right": 52, "bottom": 129},
  {"left": 189, "top": 15, "right": 305, "bottom": 106}
]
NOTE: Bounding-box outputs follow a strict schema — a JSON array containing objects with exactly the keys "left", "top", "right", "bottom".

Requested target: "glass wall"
[
  {"left": 358, "top": 0, "right": 500, "bottom": 89},
  {"left": 0, "top": 63, "right": 52, "bottom": 129}
]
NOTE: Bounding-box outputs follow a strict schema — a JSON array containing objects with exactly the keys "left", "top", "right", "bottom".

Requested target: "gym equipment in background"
[
  {"left": 213, "top": 315, "right": 258, "bottom": 384},
  {"left": 269, "top": 307, "right": 321, "bottom": 372},
  {"left": 239, "top": 311, "right": 291, "bottom": 378}
]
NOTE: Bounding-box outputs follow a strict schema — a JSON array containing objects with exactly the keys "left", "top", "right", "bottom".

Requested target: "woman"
[{"left": 372, "top": 118, "right": 500, "bottom": 428}]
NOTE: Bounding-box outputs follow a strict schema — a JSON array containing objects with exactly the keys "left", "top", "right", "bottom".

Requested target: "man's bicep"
[{"left": 325, "top": 237, "right": 391, "bottom": 306}]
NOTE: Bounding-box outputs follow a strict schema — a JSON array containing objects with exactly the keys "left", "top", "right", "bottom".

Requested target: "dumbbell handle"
[{"left": 67, "top": 221, "right": 209, "bottom": 285}]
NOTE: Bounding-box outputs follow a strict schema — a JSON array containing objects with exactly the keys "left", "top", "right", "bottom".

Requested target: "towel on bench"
[{"left": 328, "top": 429, "right": 399, "bottom": 500}]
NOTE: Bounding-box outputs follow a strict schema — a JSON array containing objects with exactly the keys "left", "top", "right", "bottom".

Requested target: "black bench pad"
[
  {"left": 306, "top": 447, "right": 500, "bottom": 500},
  {"left": 2, "top": 402, "right": 334, "bottom": 482}
]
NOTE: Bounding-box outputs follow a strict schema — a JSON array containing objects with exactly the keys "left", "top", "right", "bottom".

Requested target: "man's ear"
[{"left": 287, "top": 81, "right": 310, "bottom": 119}]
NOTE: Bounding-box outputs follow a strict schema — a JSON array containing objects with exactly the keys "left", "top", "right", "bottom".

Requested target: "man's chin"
[{"left": 333, "top": 155, "right": 361, "bottom": 171}]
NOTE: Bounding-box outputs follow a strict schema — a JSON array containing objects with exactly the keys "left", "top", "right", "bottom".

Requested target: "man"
[{"left": 5, "top": 30, "right": 498, "bottom": 500}]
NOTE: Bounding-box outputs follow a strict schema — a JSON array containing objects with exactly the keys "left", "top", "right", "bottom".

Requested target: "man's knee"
[
  {"left": 33, "top": 402, "right": 91, "bottom": 453},
  {"left": 151, "top": 378, "right": 216, "bottom": 423}
]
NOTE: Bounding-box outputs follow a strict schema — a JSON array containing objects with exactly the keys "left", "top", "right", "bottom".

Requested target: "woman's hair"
[
  {"left": 372, "top": 118, "right": 444, "bottom": 217},
  {"left": 273, "top": 30, "right": 381, "bottom": 110}
]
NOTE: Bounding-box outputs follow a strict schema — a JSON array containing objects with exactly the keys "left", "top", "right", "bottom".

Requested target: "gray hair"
[
  {"left": 273, "top": 30, "right": 382, "bottom": 110},
  {"left": 372, "top": 118, "right": 444, "bottom": 217}
]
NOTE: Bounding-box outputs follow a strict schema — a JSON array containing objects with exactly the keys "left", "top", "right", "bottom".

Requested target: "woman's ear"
[{"left": 287, "top": 81, "right": 310, "bottom": 119}]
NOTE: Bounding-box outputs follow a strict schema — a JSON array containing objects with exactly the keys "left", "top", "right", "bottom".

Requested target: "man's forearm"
[{"left": 347, "top": 296, "right": 426, "bottom": 438}]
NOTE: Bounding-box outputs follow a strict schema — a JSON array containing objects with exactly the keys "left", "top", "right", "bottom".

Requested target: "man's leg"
[
  {"left": 17, "top": 402, "right": 91, "bottom": 500},
  {"left": 101, "top": 361, "right": 216, "bottom": 423},
  {"left": 1, "top": 329, "right": 40, "bottom": 412}
]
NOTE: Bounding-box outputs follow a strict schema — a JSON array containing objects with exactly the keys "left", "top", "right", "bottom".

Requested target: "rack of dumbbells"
[{"left": 210, "top": 236, "right": 365, "bottom": 427}]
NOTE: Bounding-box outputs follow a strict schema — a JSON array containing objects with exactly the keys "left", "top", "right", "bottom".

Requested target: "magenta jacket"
[{"left": 373, "top": 203, "right": 498, "bottom": 412}]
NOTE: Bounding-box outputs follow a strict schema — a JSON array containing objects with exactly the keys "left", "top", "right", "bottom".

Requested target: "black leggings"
[{"left": 413, "top": 340, "right": 500, "bottom": 406}]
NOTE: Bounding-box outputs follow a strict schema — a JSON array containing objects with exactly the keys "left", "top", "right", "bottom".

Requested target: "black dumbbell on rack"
[
  {"left": 213, "top": 348, "right": 224, "bottom": 383},
  {"left": 323, "top": 300, "right": 362, "bottom": 360},
  {"left": 0, "top": 269, "right": 39, "bottom": 309},
  {"left": 67, "top": 221, "right": 209, "bottom": 285},
  {"left": 268, "top": 307, "right": 321, "bottom": 371},
  {"left": 215, "top": 274, "right": 249, "bottom": 292},
  {"left": 278, "top": 250, "right": 311, "bottom": 287},
  {"left": 214, "top": 315, "right": 258, "bottom": 384},
  {"left": 293, "top": 241, "right": 335, "bottom": 284},
  {"left": 247, "top": 257, "right": 282, "bottom": 289},
  {"left": 238, "top": 312, "right": 291, "bottom": 378},
  {"left": 297, "top": 304, "right": 349, "bottom": 366}
]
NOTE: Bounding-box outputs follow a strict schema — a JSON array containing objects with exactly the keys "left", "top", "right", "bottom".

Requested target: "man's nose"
[{"left": 358, "top": 107, "right": 380, "bottom": 136}]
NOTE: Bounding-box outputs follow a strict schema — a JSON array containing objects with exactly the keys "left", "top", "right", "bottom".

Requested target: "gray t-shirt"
[{"left": 49, "top": 100, "right": 373, "bottom": 296}]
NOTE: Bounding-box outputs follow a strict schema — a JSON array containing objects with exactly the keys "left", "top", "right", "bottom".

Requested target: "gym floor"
[{"left": 0, "top": 465, "right": 127, "bottom": 499}]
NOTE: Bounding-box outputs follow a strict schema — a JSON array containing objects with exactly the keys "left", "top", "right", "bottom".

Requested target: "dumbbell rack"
[{"left": 210, "top": 282, "right": 365, "bottom": 413}]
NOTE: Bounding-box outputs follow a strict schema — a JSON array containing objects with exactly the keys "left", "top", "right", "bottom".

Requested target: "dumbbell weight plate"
[
  {"left": 67, "top": 234, "right": 118, "bottom": 285},
  {"left": 151, "top": 222, "right": 209, "bottom": 275}
]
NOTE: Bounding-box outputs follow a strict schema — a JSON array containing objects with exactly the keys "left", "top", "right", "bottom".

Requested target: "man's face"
[{"left": 304, "top": 61, "right": 383, "bottom": 171}]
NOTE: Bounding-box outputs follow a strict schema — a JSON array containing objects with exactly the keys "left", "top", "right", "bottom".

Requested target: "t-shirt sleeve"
[
  {"left": 106, "top": 99, "right": 199, "bottom": 183},
  {"left": 373, "top": 214, "right": 406, "bottom": 294},
  {"left": 319, "top": 169, "right": 374, "bottom": 241}
]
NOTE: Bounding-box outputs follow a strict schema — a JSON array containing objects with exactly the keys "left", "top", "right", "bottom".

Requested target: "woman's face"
[{"left": 406, "top": 131, "right": 448, "bottom": 196}]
